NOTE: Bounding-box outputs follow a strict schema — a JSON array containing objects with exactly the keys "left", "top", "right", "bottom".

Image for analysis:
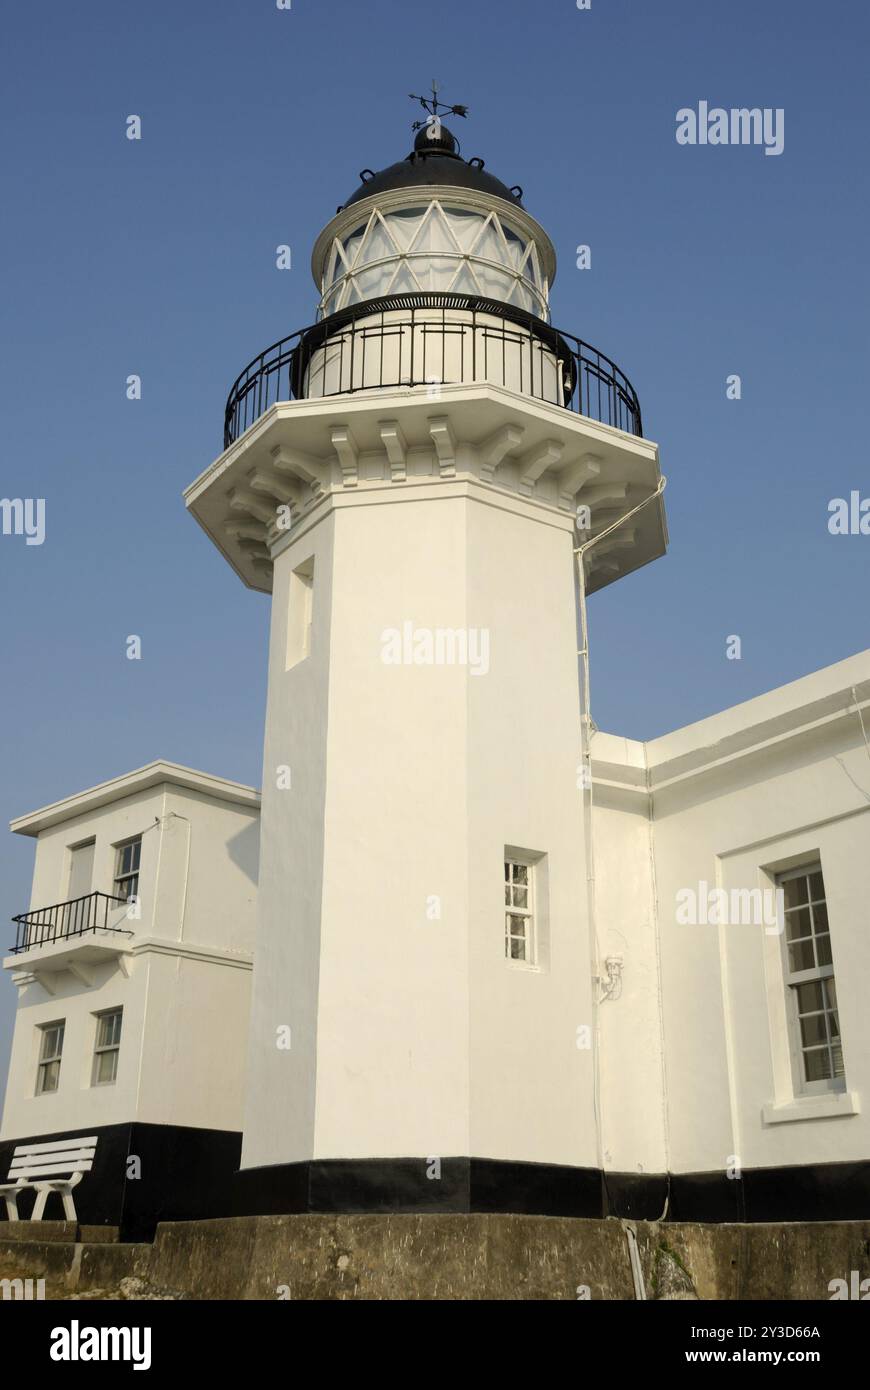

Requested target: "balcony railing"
[
  {"left": 10, "top": 891, "right": 132, "bottom": 956},
  {"left": 223, "top": 293, "right": 643, "bottom": 448}
]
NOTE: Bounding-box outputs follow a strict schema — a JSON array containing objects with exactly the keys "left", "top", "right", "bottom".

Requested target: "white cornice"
[
  {"left": 592, "top": 654, "right": 870, "bottom": 801},
  {"left": 11, "top": 760, "right": 260, "bottom": 837},
  {"left": 186, "top": 382, "right": 664, "bottom": 596}
]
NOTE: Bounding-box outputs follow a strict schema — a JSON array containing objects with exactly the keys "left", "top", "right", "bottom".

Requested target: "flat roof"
[{"left": 11, "top": 760, "right": 261, "bottom": 837}]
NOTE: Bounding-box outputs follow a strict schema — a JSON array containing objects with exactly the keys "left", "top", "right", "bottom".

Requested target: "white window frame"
[
  {"left": 113, "top": 836, "right": 141, "bottom": 904},
  {"left": 505, "top": 857, "right": 536, "bottom": 967},
  {"left": 778, "top": 862, "right": 845, "bottom": 1096},
  {"left": 36, "top": 1020, "right": 65, "bottom": 1096},
  {"left": 91, "top": 1008, "right": 123, "bottom": 1087}
]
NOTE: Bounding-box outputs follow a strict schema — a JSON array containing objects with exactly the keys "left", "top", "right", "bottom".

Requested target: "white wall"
[
  {"left": 2, "top": 775, "right": 258, "bottom": 1141},
  {"left": 592, "top": 655, "right": 870, "bottom": 1181},
  {"left": 240, "top": 515, "right": 335, "bottom": 1168},
  {"left": 241, "top": 466, "right": 600, "bottom": 1170},
  {"left": 650, "top": 687, "right": 870, "bottom": 1175},
  {"left": 466, "top": 490, "right": 594, "bottom": 1167},
  {"left": 1, "top": 959, "right": 147, "bottom": 1138}
]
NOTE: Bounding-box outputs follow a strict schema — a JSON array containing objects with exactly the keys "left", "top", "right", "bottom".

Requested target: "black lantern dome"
[{"left": 341, "top": 123, "right": 524, "bottom": 211}]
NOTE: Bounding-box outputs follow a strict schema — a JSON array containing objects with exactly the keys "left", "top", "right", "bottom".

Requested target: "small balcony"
[
  {"left": 7, "top": 891, "right": 134, "bottom": 980},
  {"left": 223, "top": 292, "right": 643, "bottom": 448}
]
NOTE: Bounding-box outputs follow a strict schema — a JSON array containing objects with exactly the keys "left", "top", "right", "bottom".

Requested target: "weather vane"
[{"left": 409, "top": 80, "right": 469, "bottom": 132}]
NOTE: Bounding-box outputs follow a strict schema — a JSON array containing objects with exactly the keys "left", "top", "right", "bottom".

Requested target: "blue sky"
[{"left": 0, "top": 0, "right": 867, "bottom": 1095}]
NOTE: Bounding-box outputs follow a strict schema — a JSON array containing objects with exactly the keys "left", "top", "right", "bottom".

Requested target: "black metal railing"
[
  {"left": 10, "top": 891, "right": 132, "bottom": 955},
  {"left": 223, "top": 293, "right": 643, "bottom": 447}
]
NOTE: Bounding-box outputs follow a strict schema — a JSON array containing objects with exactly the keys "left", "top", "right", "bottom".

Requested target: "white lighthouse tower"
[{"left": 185, "top": 94, "right": 667, "bottom": 1214}]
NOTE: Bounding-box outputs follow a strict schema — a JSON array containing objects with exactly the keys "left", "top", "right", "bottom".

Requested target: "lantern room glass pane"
[
  {"left": 443, "top": 206, "right": 486, "bottom": 251},
  {"left": 388, "top": 262, "right": 423, "bottom": 295},
  {"left": 501, "top": 222, "right": 526, "bottom": 268},
  {"left": 474, "top": 220, "right": 507, "bottom": 264},
  {"left": 341, "top": 226, "right": 365, "bottom": 269},
  {"left": 410, "top": 207, "right": 458, "bottom": 254},
  {"left": 383, "top": 207, "right": 428, "bottom": 249},
  {"left": 357, "top": 217, "right": 398, "bottom": 267}
]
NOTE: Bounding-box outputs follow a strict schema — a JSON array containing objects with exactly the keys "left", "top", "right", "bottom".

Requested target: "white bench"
[{"left": 0, "top": 1136, "right": 98, "bottom": 1222}]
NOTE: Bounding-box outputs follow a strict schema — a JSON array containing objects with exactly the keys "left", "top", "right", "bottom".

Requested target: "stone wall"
[{"left": 2, "top": 1214, "right": 869, "bottom": 1300}]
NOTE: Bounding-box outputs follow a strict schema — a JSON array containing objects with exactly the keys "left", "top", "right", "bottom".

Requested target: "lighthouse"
[{"left": 185, "top": 93, "right": 668, "bottom": 1214}]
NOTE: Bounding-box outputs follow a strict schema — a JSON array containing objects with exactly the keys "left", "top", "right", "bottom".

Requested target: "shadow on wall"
[{"left": 227, "top": 819, "right": 259, "bottom": 888}]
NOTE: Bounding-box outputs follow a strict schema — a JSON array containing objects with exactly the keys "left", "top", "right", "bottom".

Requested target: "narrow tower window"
[
  {"left": 286, "top": 557, "right": 315, "bottom": 670},
  {"left": 505, "top": 858, "right": 535, "bottom": 964}
]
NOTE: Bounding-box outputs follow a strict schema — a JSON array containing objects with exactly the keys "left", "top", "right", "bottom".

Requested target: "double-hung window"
[
  {"left": 92, "top": 1009, "right": 123, "bottom": 1086},
  {"left": 36, "top": 1021, "right": 65, "bottom": 1095},
  {"left": 114, "top": 836, "right": 141, "bottom": 903},
  {"left": 779, "top": 864, "right": 844, "bottom": 1092}
]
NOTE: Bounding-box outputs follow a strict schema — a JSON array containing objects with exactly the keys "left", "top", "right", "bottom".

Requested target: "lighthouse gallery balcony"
[{"left": 223, "top": 292, "right": 643, "bottom": 449}]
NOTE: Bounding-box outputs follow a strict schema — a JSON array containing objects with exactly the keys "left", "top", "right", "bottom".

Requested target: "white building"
[
  {"left": 2, "top": 109, "right": 868, "bottom": 1237},
  {"left": 1, "top": 763, "right": 258, "bottom": 1236}
]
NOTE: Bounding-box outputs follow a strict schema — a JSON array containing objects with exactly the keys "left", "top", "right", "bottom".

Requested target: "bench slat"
[
  {"left": 10, "top": 1136, "right": 98, "bottom": 1157},
  {"left": 8, "top": 1158, "right": 94, "bottom": 1178},
  {"left": 11, "top": 1148, "right": 95, "bottom": 1167}
]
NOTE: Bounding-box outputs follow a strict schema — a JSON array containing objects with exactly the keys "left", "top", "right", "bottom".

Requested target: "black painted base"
[
  {"left": 231, "top": 1154, "right": 870, "bottom": 1226},
  {"left": 0, "top": 1122, "right": 242, "bottom": 1242},
  {"left": 3, "top": 1124, "right": 869, "bottom": 1238}
]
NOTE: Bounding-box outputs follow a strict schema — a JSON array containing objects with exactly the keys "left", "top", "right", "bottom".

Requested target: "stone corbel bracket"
[
  {"left": 428, "top": 416, "right": 456, "bottom": 478},
  {"left": 379, "top": 419, "right": 408, "bottom": 483},
  {"left": 476, "top": 423, "right": 525, "bottom": 483},
  {"left": 517, "top": 439, "right": 564, "bottom": 496},
  {"left": 558, "top": 453, "right": 603, "bottom": 512},
  {"left": 331, "top": 426, "right": 359, "bottom": 488}
]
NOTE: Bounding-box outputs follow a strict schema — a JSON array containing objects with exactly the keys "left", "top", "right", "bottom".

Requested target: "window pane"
[
  {"left": 783, "top": 875, "right": 809, "bottom": 909},
  {"left": 98, "top": 1012, "right": 121, "bottom": 1048},
  {"left": 507, "top": 914, "right": 527, "bottom": 939},
  {"left": 815, "top": 934, "right": 833, "bottom": 968},
  {"left": 804, "top": 1047, "right": 832, "bottom": 1082},
  {"left": 341, "top": 226, "right": 365, "bottom": 267},
  {"left": 785, "top": 907, "right": 811, "bottom": 941},
  {"left": 513, "top": 864, "right": 528, "bottom": 885},
  {"left": 788, "top": 939, "right": 816, "bottom": 972},
  {"left": 95, "top": 1049, "right": 117, "bottom": 1085},
  {"left": 384, "top": 207, "right": 428, "bottom": 251},
  {"left": 442, "top": 206, "right": 485, "bottom": 252},
  {"left": 795, "top": 981, "right": 824, "bottom": 1013},
  {"left": 509, "top": 937, "right": 526, "bottom": 960},
  {"left": 808, "top": 870, "right": 825, "bottom": 901},
  {"left": 823, "top": 978, "right": 838, "bottom": 1010},
  {"left": 831, "top": 1043, "right": 845, "bottom": 1078},
  {"left": 799, "top": 1012, "right": 828, "bottom": 1047},
  {"left": 512, "top": 886, "right": 528, "bottom": 909},
  {"left": 41, "top": 1024, "right": 63, "bottom": 1060},
  {"left": 504, "top": 886, "right": 511, "bottom": 905},
  {"left": 811, "top": 901, "right": 829, "bottom": 934}
]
